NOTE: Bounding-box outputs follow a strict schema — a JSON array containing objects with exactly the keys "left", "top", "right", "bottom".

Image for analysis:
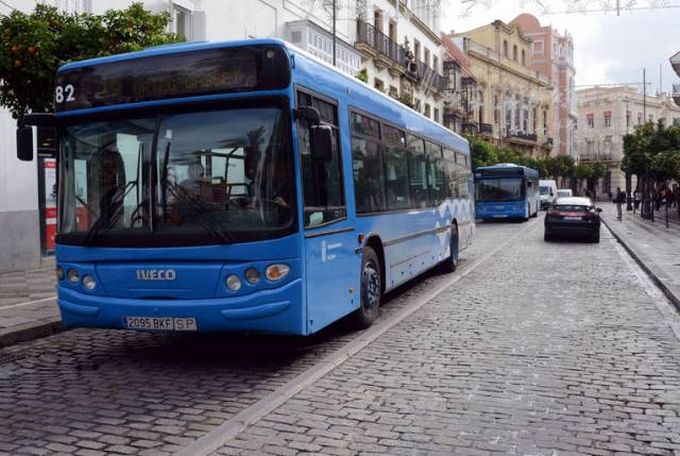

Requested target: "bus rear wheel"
[
  {"left": 352, "top": 246, "right": 381, "bottom": 329},
  {"left": 441, "top": 223, "right": 459, "bottom": 273}
]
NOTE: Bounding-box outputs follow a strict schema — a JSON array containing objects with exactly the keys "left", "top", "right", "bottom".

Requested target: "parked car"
[
  {"left": 544, "top": 197, "right": 602, "bottom": 243},
  {"left": 555, "top": 188, "right": 573, "bottom": 199},
  {"left": 539, "top": 179, "right": 557, "bottom": 210}
]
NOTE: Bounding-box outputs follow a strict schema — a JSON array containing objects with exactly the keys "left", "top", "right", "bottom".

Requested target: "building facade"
[
  {"left": 441, "top": 36, "right": 477, "bottom": 135},
  {"left": 450, "top": 20, "right": 554, "bottom": 158},
  {"left": 575, "top": 86, "right": 680, "bottom": 195},
  {"left": 0, "top": 0, "right": 447, "bottom": 272},
  {"left": 512, "top": 14, "right": 576, "bottom": 158},
  {"left": 671, "top": 50, "right": 680, "bottom": 107}
]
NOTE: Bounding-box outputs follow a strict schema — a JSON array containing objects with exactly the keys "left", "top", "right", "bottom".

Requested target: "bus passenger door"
[{"left": 297, "top": 91, "right": 359, "bottom": 334}]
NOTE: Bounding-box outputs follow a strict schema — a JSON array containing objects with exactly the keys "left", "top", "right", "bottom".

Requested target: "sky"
[{"left": 440, "top": 0, "right": 680, "bottom": 93}]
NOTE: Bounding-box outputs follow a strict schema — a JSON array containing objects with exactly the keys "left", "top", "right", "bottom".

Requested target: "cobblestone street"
[{"left": 2, "top": 218, "right": 680, "bottom": 455}]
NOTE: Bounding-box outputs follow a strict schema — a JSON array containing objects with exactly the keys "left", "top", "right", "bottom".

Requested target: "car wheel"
[
  {"left": 441, "top": 223, "right": 459, "bottom": 273},
  {"left": 352, "top": 246, "right": 381, "bottom": 329}
]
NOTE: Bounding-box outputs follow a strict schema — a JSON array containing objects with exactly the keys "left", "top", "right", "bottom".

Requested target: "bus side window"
[
  {"left": 407, "top": 135, "right": 428, "bottom": 208},
  {"left": 426, "top": 141, "right": 446, "bottom": 206},
  {"left": 351, "top": 112, "right": 385, "bottom": 214},
  {"left": 443, "top": 147, "right": 457, "bottom": 198},
  {"left": 297, "top": 91, "right": 345, "bottom": 227}
]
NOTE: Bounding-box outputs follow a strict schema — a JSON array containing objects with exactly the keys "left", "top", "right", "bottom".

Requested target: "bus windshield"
[
  {"left": 475, "top": 177, "right": 524, "bottom": 202},
  {"left": 59, "top": 106, "right": 294, "bottom": 246}
]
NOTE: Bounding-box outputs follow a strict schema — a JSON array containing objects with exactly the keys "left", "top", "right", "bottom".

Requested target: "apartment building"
[
  {"left": 441, "top": 36, "right": 478, "bottom": 135},
  {"left": 450, "top": 19, "right": 554, "bottom": 158},
  {"left": 575, "top": 86, "right": 680, "bottom": 195},
  {"left": 671, "top": 50, "right": 680, "bottom": 107},
  {"left": 512, "top": 14, "right": 576, "bottom": 158}
]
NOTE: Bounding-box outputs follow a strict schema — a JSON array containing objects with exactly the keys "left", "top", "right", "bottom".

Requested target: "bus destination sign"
[{"left": 55, "top": 45, "right": 290, "bottom": 112}]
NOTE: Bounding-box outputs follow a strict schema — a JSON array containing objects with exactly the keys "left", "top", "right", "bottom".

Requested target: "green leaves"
[
  {"left": 622, "top": 121, "right": 680, "bottom": 183},
  {"left": 0, "top": 2, "right": 183, "bottom": 119}
]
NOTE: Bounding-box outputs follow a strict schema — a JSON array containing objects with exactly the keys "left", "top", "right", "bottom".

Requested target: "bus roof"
[
  {"left": 57, "top": 38, "right": 469, "bottom": 154},
  {"left": 475, "top": 163, "right": 539, "bottom": 178}
]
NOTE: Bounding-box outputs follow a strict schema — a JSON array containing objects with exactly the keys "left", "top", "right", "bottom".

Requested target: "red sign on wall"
[{"left": 43, "top": 159, "right": 57, "bottom": 252}]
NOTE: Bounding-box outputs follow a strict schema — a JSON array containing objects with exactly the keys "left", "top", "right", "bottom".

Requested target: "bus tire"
[
  {"left": 441, "top": 223, "right": 459, "bottom": 273},
  {"left": 352, "top": 246, "right": 381, "bottom": 329}
]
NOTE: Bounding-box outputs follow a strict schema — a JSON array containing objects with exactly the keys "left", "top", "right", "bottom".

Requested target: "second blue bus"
[{"left": 474, "top": 164, "right": 539, "bottom": 221}]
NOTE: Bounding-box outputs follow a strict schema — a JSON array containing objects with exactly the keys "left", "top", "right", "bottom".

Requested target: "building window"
[
  {"left": 587, "top": 113, "right": 594, "bottom": 128},
  {"left": 424, "top": 48, "right": 430, "bottom": 67},
  {"left": 43, "top": 0, "right": 91, "bottom": 13},
  {"left": 637, "top": 112, "right": 643, "bottom": 125},
  {"left": 374, "top": 78, "right": 385, "bottom": 92},
  {"left": 604, "top": 111, "right": 611, "bottom": 127},
  {"left": 503, "top": 40, "right": 508, "bottom": 58},
  {"left": 533, "top": 40, "right": 544, "bottom": 56},
  {"left": 493, "top": 95, "right": 500, "bottom": 125},
  {"left": 521, "top": 49, "right": 526, "bottom": 67},
  {"left": 424, "top": 103, "right": 431, "bottom": 118},
  {"left": 434, "top": 108, "right": 440, "bottom": 123},
  {"left": 414, "top": 39, "right": 421, "bottom": 62},
  {"left": 388, "top": 20, "right": 397, "bottom": 42},
  {"left": 374, "top": 9, "right": 383, "bottom": 32},
  {"left": 532, "top": 106, "right": 537, "bottom": 132},
  {"left": 170, "top": 3, "right": 205, "bottom": 41},
  {"left": 388, "top": 86, "right": 399, "bottom": 98},
  {"left": 432, "top": 55, "right": 438, "bottom": 72},
  {"left": 513, "top": 44, "right": 518, "bottom": 62}
]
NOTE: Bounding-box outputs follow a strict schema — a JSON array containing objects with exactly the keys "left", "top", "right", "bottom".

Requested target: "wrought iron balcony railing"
[{"left": 356, "top": 20, "right": 405, "bottom": 67}]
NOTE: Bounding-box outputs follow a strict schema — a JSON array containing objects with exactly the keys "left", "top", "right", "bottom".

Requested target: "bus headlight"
[
  {"left": 245, "top": 268, "right": 261, "bottom": 285},
  {"left": 67, "top": 269, "right": 79, "bottom": 284},
  {"left": 56, "top": 266, "right": 64, "bottom": 281},
  {"left": 82, "top": 275, "right": 96, "bottom": 290},
  {"left": 225, "top": 274, "right": 242, "bottom": 291},
  {"left": 265, "top": 264, "right": 290, "bottom": 281}
]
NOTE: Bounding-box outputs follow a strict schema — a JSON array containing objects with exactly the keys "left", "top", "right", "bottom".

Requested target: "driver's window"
[{"left": 297, "top": 90, "right": 346, "bottom": 227}]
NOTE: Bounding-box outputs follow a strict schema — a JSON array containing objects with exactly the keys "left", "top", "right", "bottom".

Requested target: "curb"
[
  {"left": 0, "top": 317, "right": 63, "bottom": 348},
  {"left": 602, "top": 217, "right": 680, "bottom": 314}
]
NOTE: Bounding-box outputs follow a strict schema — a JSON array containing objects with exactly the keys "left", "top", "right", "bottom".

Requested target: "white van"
[
  {"left": 556, "top": 188, "right": 573, "bottom": 199},
  {"left": 539, "top": 180, "right": 557, "bottom": 209}
]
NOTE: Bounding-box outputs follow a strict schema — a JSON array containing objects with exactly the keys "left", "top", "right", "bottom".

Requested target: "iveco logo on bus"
[{"left": 135, "top": 269, "right": 177, "bottom": 281}]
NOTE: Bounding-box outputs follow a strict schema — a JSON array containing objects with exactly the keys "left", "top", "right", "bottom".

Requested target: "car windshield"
[
  {"left": 539, "top": 185, "right": 550, "bottom": 195},
  {"left": 58, "top": 105, "right": 294, "bottom": 246},
  {"left": 475, "top": 177, "right": 523, "bottom": 202},
  {"left": 556, "top": 191, "right": 571, "bottom": 197}
]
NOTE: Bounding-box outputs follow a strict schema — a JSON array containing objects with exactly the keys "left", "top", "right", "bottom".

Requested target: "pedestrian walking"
[
  {"left": 615, "top": 186, "right": 624, "bottom": 220},
  {"left": 633, "top": 189, "right": 640, "bottom": 213}
]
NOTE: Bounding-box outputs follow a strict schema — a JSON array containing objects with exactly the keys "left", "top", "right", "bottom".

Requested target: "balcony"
[
  {"left": 507, "top": 131, "right": 537, "bottom": 145},
  {"left": 580, "top": 153, "right": 614, "bottom": 163},
  {"left": 416, "top": 60, "right": 447, "bottom": 92},
  {"left": 671, "top": 51, "right": 680, "bottom": 77},
  {"left": 673, "top": 83, "right": 680, "bottom": 107},
  {"left": 542, "top": 137, "right": 554, "bottom": 149},
  {"left": 356, "top": 20, "right": 406, "bottom": 73},
  {"left": 464, "top": 38, "right": 499, "bottom": 61},
  {"left": 462, "top": 121, "right": 479, "bottom": 134},
  {"left": 479, "top": 123, "right": 493, "bottom": 136}
]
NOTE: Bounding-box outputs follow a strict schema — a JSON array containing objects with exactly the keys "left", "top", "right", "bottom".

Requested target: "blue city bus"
[
  {"left": 474, "top": 163, "right": 539, "bottom": 221},
  {"left": 16, "top": 39, "right": 474, "bottom": 335}
]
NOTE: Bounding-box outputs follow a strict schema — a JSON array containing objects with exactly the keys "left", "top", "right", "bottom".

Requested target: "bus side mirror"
[
  {"left": 310, "top": 125, "right": 333, "bottom": 161},
  {"left": 16, "top": 126, "right": 34, "bottom": 161}
]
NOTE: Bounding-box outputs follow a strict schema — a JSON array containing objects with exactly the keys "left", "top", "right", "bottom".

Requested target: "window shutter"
[{"left": 191, "top": 11, "right": 206, "bottom": 41}]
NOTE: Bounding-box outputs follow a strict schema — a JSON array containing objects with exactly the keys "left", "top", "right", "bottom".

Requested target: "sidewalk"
[
  {"left": 601, "top": 201, "right": 680, "bottom": 312},
  {"left": 0, "top": 262, "right": 61, "bottom": 347}
]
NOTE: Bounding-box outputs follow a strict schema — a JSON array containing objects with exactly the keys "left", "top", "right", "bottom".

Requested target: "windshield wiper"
[
  {"left": 82, "top": 180, "right": 138, "bottom": 245},
  {"left": 164, "top": 183, "right": 233, "bottom": 243}
]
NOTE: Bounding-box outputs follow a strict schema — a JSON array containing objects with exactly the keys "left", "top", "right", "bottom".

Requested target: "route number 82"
[{"left": 55, "top": 84, "right": 75, "bottom": 104}]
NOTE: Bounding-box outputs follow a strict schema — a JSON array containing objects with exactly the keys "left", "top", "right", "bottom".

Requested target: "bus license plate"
[{"left": 125, "top": 316, "right": 197, "bottom": 331}]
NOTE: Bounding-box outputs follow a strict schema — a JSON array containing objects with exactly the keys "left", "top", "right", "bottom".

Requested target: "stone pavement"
[
  {"left": 601, "top": 202, "right": 680, "bottom": 312},
  {"left": 0, "top": 261, "right": 60, "bottom": 347},
  {"left": 213, "top": 219, "right": 680, "bottom": 455}
]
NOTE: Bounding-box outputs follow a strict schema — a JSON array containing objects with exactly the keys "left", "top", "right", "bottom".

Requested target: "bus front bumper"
[{"left": 57, "top": 278, "right": 305, "bottom": 335}]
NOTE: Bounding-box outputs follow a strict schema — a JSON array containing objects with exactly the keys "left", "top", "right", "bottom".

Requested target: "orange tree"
[{"left": 0, "top": 3, "right": 183, "bottom": 120}]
